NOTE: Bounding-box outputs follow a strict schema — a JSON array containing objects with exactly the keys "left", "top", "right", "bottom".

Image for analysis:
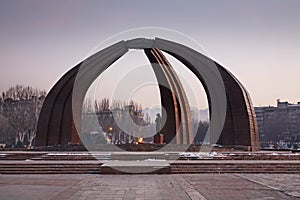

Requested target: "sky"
[{"left": 0, "top": 0, "right": 300, "bottom": 109}]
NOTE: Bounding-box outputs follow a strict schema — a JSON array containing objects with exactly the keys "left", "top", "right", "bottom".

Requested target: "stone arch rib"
[
  {"left": 144, "top": 48, "right": 193, "bottom": 144},
  {"left": 36, "top": 64, "right": 80, "bottom": 146}
]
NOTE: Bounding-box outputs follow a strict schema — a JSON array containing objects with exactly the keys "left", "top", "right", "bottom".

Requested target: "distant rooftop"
[{"left": 255, "top": 101, "right": 300, "bottom": 109}]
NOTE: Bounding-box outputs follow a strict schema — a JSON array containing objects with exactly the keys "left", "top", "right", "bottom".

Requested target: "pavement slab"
[{"left": 0, "top": 174, "right": 299, "bottom": 200}]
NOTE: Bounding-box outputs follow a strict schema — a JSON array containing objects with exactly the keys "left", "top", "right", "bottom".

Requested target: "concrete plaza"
[{"left": 1, "top": 174, "right": 299, "bottom": 200}]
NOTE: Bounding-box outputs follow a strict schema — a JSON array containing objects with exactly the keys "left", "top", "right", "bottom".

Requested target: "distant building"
[{"left": 255, "top": 101, "right": 300, "bottom": 148}]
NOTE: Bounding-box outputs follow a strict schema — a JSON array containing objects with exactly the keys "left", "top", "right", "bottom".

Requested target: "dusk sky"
[{"left": 1, "top": 0, "right": 299, "bottom": 109}]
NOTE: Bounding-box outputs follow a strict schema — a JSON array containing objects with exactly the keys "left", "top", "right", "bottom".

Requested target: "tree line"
[
  {"left": 0, "top": 85, "right": 46, "bottom": 148},
  {"left": 82, "top": 98, "right": 152, "bottom": 144},
  {"left": 0, "top": 84, "right": 210, "bottom": 147}
]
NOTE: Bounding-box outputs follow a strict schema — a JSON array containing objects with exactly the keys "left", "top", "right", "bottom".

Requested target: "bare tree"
[
  {"left": 112, "top": 100, "right": 123, "bottom": 110},
  {"left": 0, "top": 114, "right": 16, "bottom": 146},
  {"left": 0, "top": 85, "right": 46, "bottom": 147},
  {"left": 2, "top": 84, "right": 46, "bottom": 101},
  {"left": 82, "top": 98, "right": 94, "bottom": 113},
  {"left": 93, "top": 99, "right": 152, "bottom": 144},
  {"left": 100, "top": 98, "right": 110, "bottom": 111},
  {"left": 144, "top": 112, "right": 151, "bottom": 125}
]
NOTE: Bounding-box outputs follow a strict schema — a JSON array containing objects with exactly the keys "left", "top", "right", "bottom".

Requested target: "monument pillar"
[{"left": 144, "top": 48, "right": 193, "bottom": 144}]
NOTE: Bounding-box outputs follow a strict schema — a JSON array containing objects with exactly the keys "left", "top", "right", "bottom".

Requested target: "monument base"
[{"left": 29, "top": 143, "right": 254, "bottom": 152}]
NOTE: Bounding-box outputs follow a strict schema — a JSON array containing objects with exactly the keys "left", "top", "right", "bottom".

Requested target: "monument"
[{"left": 35, "top": 38, "right": 259, "bottom": 151}]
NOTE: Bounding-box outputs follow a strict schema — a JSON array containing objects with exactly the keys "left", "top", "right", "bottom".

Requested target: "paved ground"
[{"left": 0, "top": 174, "right": 299, "bottom": 200}]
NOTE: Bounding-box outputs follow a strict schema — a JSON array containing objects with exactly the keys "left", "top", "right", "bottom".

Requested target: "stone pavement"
[{"left": 0, "top": 174, "right": 299, "bottom": 200}]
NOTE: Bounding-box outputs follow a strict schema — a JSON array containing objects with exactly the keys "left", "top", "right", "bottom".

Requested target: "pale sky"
[{"left": 1, "top": 0, "right": 300, "bottom": 109}]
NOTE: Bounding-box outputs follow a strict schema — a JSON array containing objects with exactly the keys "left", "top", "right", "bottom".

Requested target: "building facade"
[{"left": 255, "top": 101, "right": 300, "bottom": 149}]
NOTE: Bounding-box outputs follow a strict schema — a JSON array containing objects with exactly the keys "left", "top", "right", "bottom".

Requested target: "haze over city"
[{"left": 1, "top": 0, "right": 299, "bottom": 109}]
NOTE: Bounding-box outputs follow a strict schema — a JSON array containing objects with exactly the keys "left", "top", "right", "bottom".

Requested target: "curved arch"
[
  {"left": 144, "top": 48, "right": 194, "bottom": 144},
  {"left": 35, "top": 64, "right": 80, "bottom": 146},
  {"left": 36, "top": 37, "right": 259, "bottom": 151}
]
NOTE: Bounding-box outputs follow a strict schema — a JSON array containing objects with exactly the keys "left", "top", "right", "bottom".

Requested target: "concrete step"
[
  {"left": 170, "top": 162, "right": 300, "bottom": 173},
  {"left": 2, "top": 151, "right": 300, "bottom": 161},
  {"left": 100, "top": 160, "right": 171, "bottom": 174},
  {"left": 31, "top": 156, "right": 97, "bottom": 160},
  {"left": 1, "top": 152, "right": 300, "bottom": 174},
  {"left": 0, "top": 170, "right": 101, "bottom": 174},
  {"left": 0, "top": 153, "right": 47, "bottom": 160},
  {"left": 0, "top": 162, "right": 102, "bottom": 174}
]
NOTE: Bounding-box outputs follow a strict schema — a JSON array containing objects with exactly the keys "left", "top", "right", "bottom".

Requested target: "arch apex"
[{"left": 125, "top": 38, "right": 154, "bottom": 49}]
